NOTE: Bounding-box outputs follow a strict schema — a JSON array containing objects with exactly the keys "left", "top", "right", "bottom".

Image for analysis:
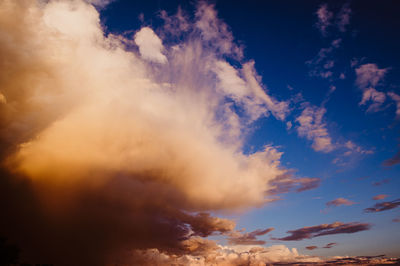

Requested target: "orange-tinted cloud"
[
  {"left": 372, "top": 194, "right": 388, "bottom": 200},
  {"left": 0, "top": 0, "right": 320, "bottom": 265}
]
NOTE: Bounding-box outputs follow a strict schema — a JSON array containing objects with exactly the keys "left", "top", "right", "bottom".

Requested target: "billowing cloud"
[
  {"left": 227, "top": 228, "right": 274, "bottom": 245},
  {"left": 326, "top": 198, "right": 356, "bottom": 207},
  {"left": 296, "top": 106, "right": 334, "bottom": 153},
  {"left": 274, "top": 222, "right": 371, "bottom": 241},
  {"left": 0, "top": 0, "right": 314, "bottom": 264},
  {"left": 373, "top": 194, "right": 388, "bottom": 201},
  {"left": 364, "top": 199, "right": 400, "bottom": 213}
]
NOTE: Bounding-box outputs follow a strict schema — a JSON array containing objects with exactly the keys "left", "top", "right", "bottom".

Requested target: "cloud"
[
  {"left": 131, "top": 244, "right": 323, "bottom": 265},
  {"left": 359, "top": 88, "right": 386, "bottom": 112},
  {"left": 387, "top": 92, "right": 400, "bottom": 117},
  {"left": 306, "top": 246, "right": 318, "bottom": 250},
  {"left": 393, "top": 218, "right": 400, "bottom": 223},
  {"left": 323, "top": 242, "right": 337, "bottom": 249},
  {"left": 267, "top": 174, "right": 321, "bottom": 195},
  {"left": 355, "top": 64, "right": 388, "bottom": 113},
  {"left": 364, "top": 199, "right": 400, "bottom": 213},
  {"left": 372, "top": 194, "right": 388, "bottom": 201},
  {"left": 382, "top": 150, "right": 400, "bottom": 167},
  {"left": 227, "top": 228, "right": 274, "bottom": 245},
  {"left": 296, "top": 106, "right": 334, "bottom": 153},
  {"left": 306, "top": 39, "right": 341, "bottom": 79},
  {"left": 343, "top": 140, "right": 373, "bottom": 156},
  {"left": 315, "top": 4, "right": 333, "bottom": 36},
  {"left": 355, "top": 64, "right": 388, "bottom": 89},
  {"left": 274, "top": 222, "right": 371, "bottom": 241},
  {"left": 0, "top": 1, "right": 312, "bottom": 264},
  {"left": 326, "top": 198, "right": 356, "bottom": 207},
  {"left": 134, "top": 27, "right": 167, "bottom": 64},
  {"left": 373, "top": 179, "right": 390, "bottom": 186},
  {"left": 336, "top": 4, "right": 351, "bottom": 32}
]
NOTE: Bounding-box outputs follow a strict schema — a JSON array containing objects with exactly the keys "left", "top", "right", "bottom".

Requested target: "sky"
[{"left": 0, "top": 0, "right": 399, "bottom": 265}]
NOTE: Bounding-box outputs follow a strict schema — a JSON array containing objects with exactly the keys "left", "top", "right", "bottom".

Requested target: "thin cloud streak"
[{"left": 274, "top": 222, "right": 371, "bottom": 241}]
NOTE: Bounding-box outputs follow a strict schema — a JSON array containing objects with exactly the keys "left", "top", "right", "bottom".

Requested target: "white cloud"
[{"left": 134, "top": 27, "right": 167, "bottom": 64}]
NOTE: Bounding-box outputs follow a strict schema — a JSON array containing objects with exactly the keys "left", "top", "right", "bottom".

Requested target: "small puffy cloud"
[
  {"left": 306, "top": 246, "right": 318, "bottom": 250},
  {"left": 372, "top": 194, "right": 388, "bottom": 201},
  {"left": 393, "top": 218, "right": 400, "bottom": 223},
  {"left": 364, "top": 199, "right": 400, "bottom": 213},
  {"left": 274, "top": 221, "right": 371, "bottom": 241},
  {"left": 296, "top": 106, "right": 334, "bottom": 153},
  {"left": 227, "top": 228, "right": 274, "bottom": 245},
  {"left": 134, "top": 27, "right": 167, "bottom": 64},
  {"left": 315, "top": 4, "right": 333, "bottom": 36},
  {"left": 326, "top": 198, "right": 356, "bottom": 207}
]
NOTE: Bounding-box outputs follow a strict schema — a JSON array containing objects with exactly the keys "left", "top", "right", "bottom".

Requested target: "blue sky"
[
  {"left": 99, "top": 0, "right": 400, "bottom": 258},
  {"left": 1, "top": 0, "right": 399, "bottom": 264}
]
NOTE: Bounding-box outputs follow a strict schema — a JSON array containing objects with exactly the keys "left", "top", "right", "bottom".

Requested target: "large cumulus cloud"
[{"left": 0, "top": 0, "right": 318, "bottom": 265}]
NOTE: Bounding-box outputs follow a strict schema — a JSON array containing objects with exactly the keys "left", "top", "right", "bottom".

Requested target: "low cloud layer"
[{"left": 274, "top": 222, "right": 371, "bottom": 241}]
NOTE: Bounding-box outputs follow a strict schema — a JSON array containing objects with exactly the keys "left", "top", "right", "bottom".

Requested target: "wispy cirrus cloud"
[
  {"left": 364, "top": 199, "right": 400, "bottom": 213},
  {"left": 274, "top": 222, "right": 371, "bottom": 241}
]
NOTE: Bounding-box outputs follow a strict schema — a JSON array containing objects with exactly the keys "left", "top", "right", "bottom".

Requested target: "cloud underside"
[
  {"left": 0, "top": 0, "right": 320, "bottom": 264},
  {"left": 274, "top": 222, "right": 371, "bottom": 241}
]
